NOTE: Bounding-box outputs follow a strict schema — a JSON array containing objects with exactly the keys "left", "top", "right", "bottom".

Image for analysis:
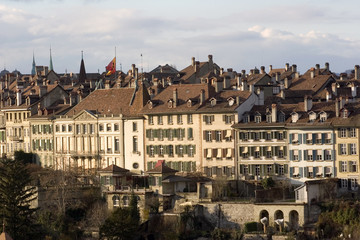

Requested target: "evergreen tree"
[
  {"left": 129, "top": 193, "right": 140, "bottom": 225},
  {"left": 0, "top": 157, "right": 38, "bottom": 239}
]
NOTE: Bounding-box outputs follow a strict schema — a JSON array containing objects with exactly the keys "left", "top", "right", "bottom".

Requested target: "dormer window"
[
  {"left": 168, "top": 100, "right": 173, "bottom": 108},
  {"left": 278, "top": 112, "right": 285, "bottom": 122},
  {"left": 243, "top": 114, "right": 249, "bottom": 123},
  {"left": 147, "top": 100, "right": 153, "bottom": 109},
  {"left": 255, "top": 114, "right": 261, "bottom": 123},
  {"left": 227, "top": 97, "right": 235, "bottom": 107},
  {"left": 187, "top": 99, "right": 192, "bottom": 107},
  {"left": 342, "top": 109, "right": 349, "bottom": 118},
  {"left": 308, "top": 111, "right": 317, "bottom": 122},
  {"left": 210, "top": 98, "right": 217, "bottom": 107},
  {"left": 319, "top": 112, "right": 327, "bottom": 122},
  {"left": 291, "top": 112, "right": 299, "bottom": 123},
  {"left": 266, "top": 113, "right": 272, "bottom": 123}
]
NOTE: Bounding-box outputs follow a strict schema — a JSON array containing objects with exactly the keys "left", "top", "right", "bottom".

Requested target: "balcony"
[{"left": 9, "top": 136, "right": 23, "bottom": 142}]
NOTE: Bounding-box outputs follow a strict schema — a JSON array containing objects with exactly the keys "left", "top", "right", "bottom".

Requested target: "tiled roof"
[
  {"left": 100, "top": 164, "right": 130, "bottom": 173},
  {"left": 66, "top": 83, "right": 150, "bottom": 117}
]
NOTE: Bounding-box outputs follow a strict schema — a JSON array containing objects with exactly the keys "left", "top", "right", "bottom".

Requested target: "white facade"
[{"left": 124, "top": 118, "right": 145, "bottom": 172}]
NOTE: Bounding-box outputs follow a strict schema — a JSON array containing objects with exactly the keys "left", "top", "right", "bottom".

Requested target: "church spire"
[
  {"left": 31, "top": 51, "right": 36, "bottom": 75},
  {"left": 49, "top": 46, "right": 54, "bottom": 71},
  {"left": 79, "top": 51, "right": 86, "bottom": 83}
]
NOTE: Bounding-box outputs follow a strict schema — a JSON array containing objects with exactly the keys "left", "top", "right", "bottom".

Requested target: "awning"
[
  {"left": 225, "top": 130, "right": 231, "bottom": 138},
  {"left": 207, "top": 149, "right": 212, "bottom": 158},
  {"left": 242, "top": 147, "right": 248, "bottom": 153},
  {"left": 255, "top": 146, "right": 260, "bottom": 151},
  {"left": 217, "top": 149, "right": 222, "bottom": 158},
  {"left": 294, "top": 167, "right": 299, "bottom": 175},
  {"left": 226, "top": 149, "right": 232, "bottom": 157}
]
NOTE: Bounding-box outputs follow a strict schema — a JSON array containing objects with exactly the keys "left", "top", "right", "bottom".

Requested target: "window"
[
  {"left": 62, "top": 125, "right": 66, "bottom": 132},
  {"left": 69, "top": 125, "right": 73, "bottom": 132},
  {"left": 56, "top": 125, "right": 60, "bottom": 132},
  {"left": 158, "top": 116, "right": 163, "bottom": 125},
  {"left": 350, "top": 128, "right": 356, "bottom": 138},
  {"left": 325, "top": 150, "right": 332, "bottom": 160},
  {"left": 293, "top": 150, "right": 299, "bottom": 161},
  {"left": 148, "top": 116, "right": 154, "bottom": 125},
  {"left": 122, "top": 196, "right": 129, "bottom": 206},
  {"left": 351, "top": 179, "right": 358, "bottom": 190},
  {"left": 340, "top": 144, "right": 347, "bottom": 155},
  {"left": 278, "top": 113, "right": 285, "bottom": 123},
  {"left": 341, "top": 161, "right": 348, "bottom": 172},
  {"left": 132, "top": 122, "right": 138, "bottom": 132},
  {"left": 255, "top": 115, "right": 261, "bottom": 123},
  {"left": 307, "top": 150, "right": 313, "bottom": 161},
  {"left": 243, "top": 115, "right": 249, "bottom": 123},
  {"left": 205, "top": 131, "right": 212, "bottom": 142},
  {"left": 159, "top": 130, "right": 164, "bottom": 141},
  {"left": 254, "top": 132, "right": 260, "bottom": 141},
  {"left": 266, "top": 150, "right": 272, "bottom": 158},
  {"left": 159, "top": 145, "right": 164, "bottom": 156},
  {"left": 76, "top": 124, "right": 80, "bottom": 134},
  {"left": 113, "top": 196, "right": 120, "bottom": 207},
  {"left": 224, "top": 115, "right": 232, "bottom": 124},
  {"left": 204, "top": 115, "right": 214, "bottom": 125},
  {"left": 99, "top": 124, "right": 104, "bottom": 131},
  {"left": 215, "top": 131, "right": 222, "bottom": 142},
  {"left": 89, "top": 124, "right": 93, "bottom": 133},
  {"left": 133, "top": 163, "right": 139, "bottom": 169},
  {"left": 273, "top": 86, "right": 280, "bottom": 94},
  {"left": 278, "top": 132, "right": 284, "bottom": 140},
  {"left": 168, "top": 145, "right": 174, "bottom": 157},
  {"left": 189, "top": 145, "right": 194, "bottom": 157},
  {"left": 115, "top": 138, "right": 120, "bottom": 152},
  {"left": 351, "top": 161, "right": 357, "bottom": 172},
  {"left": 255, "top": 150, "right": 260, "bottom": 158},
  {"left": 255, "top": 165, "right": 260, "bottom": 176},
  {"left": 177, "top": 115, "right": 183, "bottom": 124},
  {"left": 266, "top": 114, "right": 272, "bottom": 123},
  {"left": 83, "top": 124, "right": 87, "bottom": 134},
  {"left": 265, "top": 132, "right": 271, "bottom": 140},
  {"left": 316, "top": 150, "right": 322, "bottom": 160},
  {"left": 279, "top": 165, "right": 284, "bottom": 175},
  {"left": 278, "top": 149, "right": 284, "bottom": 158},
  {"left": 133, "top": 136, "right": 139, "bottom": 153},
  {"left": 114, "top": 123, "right": 119, "bottom": 131},
  {"left": 178, "top": 145, "right": 184, "bottom": 157},
  {"left": 149, "top": 145, "right": 154, "bottom": 157},
  {"left": 350, "top": 143, "right": 357, "bottom": 155},
  {"left": 168, "top": 115, "right": 173, "bottom": 124},
  {"left": 106, "top": 124, "right": 111, "bottom": 131},
  {"left": 266, "top": 164, "right": 272, "bottom": 174},
  {"left": 149, "top": 129, "right": 154, "bottom": 140},
  {"left": 187, "top": 114, "right": 193, "bottom": 124},
  {"left": 340, "top": 128, "right": 347, "bottom": 138},
  {"left": 341, "top": 179, "right": 348, "bottom": 188}
]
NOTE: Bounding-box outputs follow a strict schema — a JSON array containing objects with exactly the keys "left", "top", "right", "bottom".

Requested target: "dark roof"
[
  {"left": 147, "top": 160, "right": 178, "bottom": 174},
  {"left": 99, "top": 164, "right": 129, "bottom": 173}
]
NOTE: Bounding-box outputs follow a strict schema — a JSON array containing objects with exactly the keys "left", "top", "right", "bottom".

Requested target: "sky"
[{"left": 1, "top": 0, "right": 360, "bottom": 75}]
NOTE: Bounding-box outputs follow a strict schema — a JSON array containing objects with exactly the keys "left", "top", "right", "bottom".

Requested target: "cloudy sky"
[{"left": 1, "top": 0, "right": 360, "bottom": 75}]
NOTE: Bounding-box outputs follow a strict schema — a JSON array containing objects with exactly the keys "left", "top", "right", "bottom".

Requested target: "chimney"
[
  {"left": 325, "top": 62, "right": 329, "bottom": 71},
  {"left": 285, "top": 63, "right": 289, "bottom": 71},
  {"left": 199, "top": 89, "right": 205, "bottom": 105},
  {"left": 260, "top": 66, "right": 265, "bottom": 74},
  {"left": 220, "top": 68, "right": 224, "bottom": 75},
  {"left": 269, "top": 65, "right": 273, "bottom": 72},
  {"left": 284, "top": 77, "right": 291, "bottom": 89},
  {"left": 280, "top": 89, "right": 285, "bottom": 100},
  {"left": 69, "top": 93, "right": 74, "bottom": 106},
  {"left": 236, "top": 75, "right": 241, "bottom": 89},
  {"left": 135, "top": 68, "right": 138, "bottom": 80},
  {"left": 208, "top": 55, "right": 213, "bottom": 69},
  {"left": 335, "top": 98, "right": 340, "bottom": 117},
  {"left": 291, "top": 64, "right": 297, "bottom": 73},
  {"left": 191, "top": 57, "right": 195, "bottom": 67},
  {"left": 39, "top": 85, "right": 47, "bottom": 98},
  {"left": 131, "top": 64, "right": 136, "bottom": 77},
  {"left": 326, "top": 89, "right": 331, "bottom": 102},
  {"left": 339, "top": 96, "right": 344, "bottom": 109},
  {"left": 195, "top": 61, "right": 200, "bottom": 72},
  {"left": 271, "top": 104, "right": 277, "bottom": 122},
  {"left": 275, "top": 72, "right": 280, "bottom": 82},
  {"left": 173, "top": 88, "right": 178, "bottom": 107},
  {"left": 249, "top": 84, "right": 254, "bottom": 93},
  {"left": 16, "top": 89, "right": 22, "bottom": 106},
  {"left": 242, "top": 79, "right": 248, "bottom": 91},
  {"left": 236, "top": 96, "right": 240, "bottom": 106},
  {"left": 331, "top": 83, "right": 337, "bottom": 96},
  {"left": 355, "top": 65, "right": 359, "bottom": 80},
  {"left": 351, "top": 83, "right": 357, "bottom": 97},
  {"left": 241, "top": 69, "right": 246, "bottom": 78},
  {"left": 304, "top": 96, "right": 312, "bottom": 112},
  {"left": 310, "top": 68, "right": 315, "bottom": 79},
  {"left": 316, "top": 64, "right": 320, "bottom": 70}
]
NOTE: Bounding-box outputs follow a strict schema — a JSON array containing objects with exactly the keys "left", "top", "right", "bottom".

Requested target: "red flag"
[{"left": 106, "top": 57, "right": 116, "bottom": 75}]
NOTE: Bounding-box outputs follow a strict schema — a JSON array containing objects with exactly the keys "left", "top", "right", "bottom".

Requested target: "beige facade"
[{"left": 31, "top": 116, "right": 54, "bottom": 167}]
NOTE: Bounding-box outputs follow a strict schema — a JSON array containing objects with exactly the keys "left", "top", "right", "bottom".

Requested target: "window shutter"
[
  {"left": 212, "top": 149, "right": 217, "bottom": 158},
  {"left": 289, "top": 134, "right": 293, "bottom": 144},
  {"left": 284, "top": 164, "right": 288, "bottom": 174},
  {"left": 203, "top": 131, "right": 206, "bottom": 140},
  {"left": 240, "top": 164, "right": 244, "bottom": 174},
  {"left": 312, "top": 134, "right": 316, "bottom": 144},
  {"left": 188, "top": 128, "right": 193, "bottom": 139},
  {"left": 146, "top": 129, "right": 150, "bottom": 138},
  {"left": 339, "top": 161, "right": 343, "bottom": 172},
  {"left": 193, "top": 145, "right": 196, "bottom": 154},
  {"left": 146, "top": 146, "right": 150, "bottom": 154},
  {"left": 331, "top": 150, "right": 335, "bottom": 161},
  {"left": 289, "top": 150, "right": 293, "bottom": 161},
  {"left": 212, "top": 131, "right": 216, "bottom": 140},
  {"left": 298, "top": 134, "right": 302, "bottom": 144},
  {"left": 299, "top": 150, "right": 302, "bottom": 161},
  {"left": 289, "top": 167, "right": 293, "bottom": 177},
  {"left": 175, "top": 145, "right": 179, "bottom": 154},
  {"left": 299, "top": 167, "right": 303, "bottom": 177}
]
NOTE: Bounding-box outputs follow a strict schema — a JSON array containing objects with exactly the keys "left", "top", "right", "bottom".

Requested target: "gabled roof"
[{"left": 99, "top": 164, "right": 129, "bottom": 173}]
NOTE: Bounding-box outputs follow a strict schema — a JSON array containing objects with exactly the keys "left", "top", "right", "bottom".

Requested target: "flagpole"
[{"left": 114, "top": 46, "right": 117, "bottom": 80}]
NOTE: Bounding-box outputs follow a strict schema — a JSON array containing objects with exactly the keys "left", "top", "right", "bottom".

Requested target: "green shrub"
[{"left": 244, "top": 221, "right": 258, "bottom": 233}]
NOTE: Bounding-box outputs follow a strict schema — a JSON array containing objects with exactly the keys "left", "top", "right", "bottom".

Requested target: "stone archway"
[
  {"left": 274, "top": 210, "right": 284, "bottom": 231},
  {"left": 289, "top": 210, "right": 299, "bottom": 231},
  {"left": 259, "top": 210, "right": 269, "bottom": 231}
]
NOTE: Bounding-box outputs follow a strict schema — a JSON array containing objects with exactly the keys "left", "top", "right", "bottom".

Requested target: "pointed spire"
[
  {"left": 31, "top": 51, "right": 36, "bottom": 75},
  {"left": 49, "top": 46, "right": 54, "bottom": 71},
  {"left": 79, "top": 51, "right": 86, "bottom": 84}
]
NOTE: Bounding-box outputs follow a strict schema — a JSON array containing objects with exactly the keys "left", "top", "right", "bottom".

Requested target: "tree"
[
  {"left": 99, "top": 207, "right": 139, "bottom": 240},
  {"left": 129, "top": 194, "right": 140, "bottom": 225},
  {"left": 0, "top": 157, "right": 39, "bottom": 239}
]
